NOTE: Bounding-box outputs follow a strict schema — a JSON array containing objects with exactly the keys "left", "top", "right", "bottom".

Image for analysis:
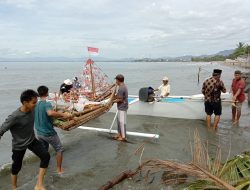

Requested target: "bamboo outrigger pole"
[{"left": 78, "top": 126, "right": 160, "bottom": 139}]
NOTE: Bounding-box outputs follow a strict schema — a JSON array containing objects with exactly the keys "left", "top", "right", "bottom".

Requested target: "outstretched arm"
[
  {"left": 113, "top": 95, "right": 123, "bottom": 103},
  {"left": 47, "top": 110, "right": 72, "bottom": 119},
  {"left": 0, "top": 115, "right": 15, "bottom": 139},
  {"left": 45, "top": 102, "right": 72, "bottom": 119}
]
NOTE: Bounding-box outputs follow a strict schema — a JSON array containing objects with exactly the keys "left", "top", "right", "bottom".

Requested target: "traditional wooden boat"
[
  {"left": 54, "top": 86, "right": 116, "bottom": 130},
  {"left": 51, "top": 58, "right": 117, "bottom": 131},
  {"left": 110, "top": 92, "right": 231, "bottom": 120}
]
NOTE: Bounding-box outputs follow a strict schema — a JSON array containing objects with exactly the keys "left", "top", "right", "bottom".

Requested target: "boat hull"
[{"left": 110, "top": 93, "right": 231, "bottom": 120}]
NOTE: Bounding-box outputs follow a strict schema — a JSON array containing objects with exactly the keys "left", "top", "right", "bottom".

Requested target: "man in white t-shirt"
[{"left": 155, "top": 76, "right": 171, "bottom": 98}]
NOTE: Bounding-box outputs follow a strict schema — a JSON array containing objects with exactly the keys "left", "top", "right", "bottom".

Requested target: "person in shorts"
[
  {"left": 202, "top": 69, "right": 226, "bottom": 130},
  {"left": 35, "top": 86, "right": 72, "bottom": 174},
  {"left": 0, "top": 89, "right": 50, "bottom": 190},
  {"left": 231, "top": 70, "right": 245, "bottom": 124}
]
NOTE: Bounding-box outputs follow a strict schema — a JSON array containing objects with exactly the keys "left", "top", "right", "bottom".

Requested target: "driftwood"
[{"left": 99, "top": 169, "right": 139, "bottom": 190}]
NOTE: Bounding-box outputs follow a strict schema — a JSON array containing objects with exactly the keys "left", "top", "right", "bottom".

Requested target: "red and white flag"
[{"left": 87, "top": 47, "right": 99, "bottom": 55}]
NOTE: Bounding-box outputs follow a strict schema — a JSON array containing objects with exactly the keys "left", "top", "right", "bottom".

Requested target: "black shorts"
[
  {"left": 204, "top": 101, "right": 222, "bottom": 116},
  {"left": 11, "top": 139, "right": 50, "bottom": 175}
]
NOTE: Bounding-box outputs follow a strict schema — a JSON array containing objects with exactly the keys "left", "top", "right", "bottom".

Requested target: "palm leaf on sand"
[{"left": 99, "top": 130, "right": 250, "bottom": 190}]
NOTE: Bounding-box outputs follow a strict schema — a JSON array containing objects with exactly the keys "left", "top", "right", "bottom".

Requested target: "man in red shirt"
[{"left": 231, "top": 70, "right": 245, "bottom": 124}]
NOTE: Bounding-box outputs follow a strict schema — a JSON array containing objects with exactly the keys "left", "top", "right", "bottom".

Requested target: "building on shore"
[{"left": 225, "top": 55, "right": 250, "bottom": 68}]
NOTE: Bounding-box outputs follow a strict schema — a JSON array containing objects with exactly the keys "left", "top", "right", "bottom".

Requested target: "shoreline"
[{"left": 216, "top": 60, "right": 250, "bottom": 69}]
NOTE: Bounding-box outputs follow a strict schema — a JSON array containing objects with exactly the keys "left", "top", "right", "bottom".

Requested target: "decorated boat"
[{"left": 48, "top": 58, "right": 116, "bottom": 131}]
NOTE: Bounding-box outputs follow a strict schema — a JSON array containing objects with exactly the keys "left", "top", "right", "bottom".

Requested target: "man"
[
  {"left": 35, "top": 86, "right": 72, "bottom": 174},
  {"left": 114, "top": 74, "right": 128, "bottom": 141},
  {"left": 72, "top": 77, "right": 81, "bottom": 90},
  {"left": 60, "top": 79, "right": 73, "bottom": 94},
  {"left": 202, "top": 69, "right": 226, "bottom": 130},
  {"left": 231, "top": 70, "right": 245, "bottom": 124},
  {"left": 155, "top": 76, "right": 170, "bottom": 98},
  {"left": 0, "top": 89, "right": 50, "bottom": 190}
]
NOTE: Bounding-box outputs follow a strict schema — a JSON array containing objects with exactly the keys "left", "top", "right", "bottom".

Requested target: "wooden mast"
[{"left": 89, "top": 59, "right": 96, "bottom": 99}]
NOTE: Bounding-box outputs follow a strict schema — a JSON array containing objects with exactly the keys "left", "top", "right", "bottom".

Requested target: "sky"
[{"left": 0, "top": 0, "right": 250, "bottom": 59}]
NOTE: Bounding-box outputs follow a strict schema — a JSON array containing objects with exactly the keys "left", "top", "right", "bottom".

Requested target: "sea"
[{"left": 0, "top": 61, "right": 249, "bottom": 190}]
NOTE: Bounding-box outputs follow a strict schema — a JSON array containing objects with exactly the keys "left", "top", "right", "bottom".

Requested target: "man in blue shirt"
[{"left": 35, "top": 86, "right": 72, "bottom": 174}]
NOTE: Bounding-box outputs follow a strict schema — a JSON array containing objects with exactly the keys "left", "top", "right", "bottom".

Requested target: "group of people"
[
  {"left": 0, "top": 74, "right": 128, "bottom": 190},
  {"left": 202, "top": 69, "right": 246, "bottom": 130},
  {"left": 59, "top": 77, "right": 81, "bottom": 94},
  {"left": 0, "top": 86, "right": 74, "bottom": 190},
  {"left": 152, "top": 69, "right": 246, "bottom": 130},
  {"left": 0, "top": 69, "right": 245, "bottom": 189}
]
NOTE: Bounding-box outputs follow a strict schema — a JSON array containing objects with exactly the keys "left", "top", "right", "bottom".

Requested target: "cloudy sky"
[{"left": 0, "top": 0, "right": 250, "bottom": 59}]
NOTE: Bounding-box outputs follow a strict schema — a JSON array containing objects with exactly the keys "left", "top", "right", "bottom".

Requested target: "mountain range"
[{"left": 0, "top": 49, "right": 235, "bottom": 62}]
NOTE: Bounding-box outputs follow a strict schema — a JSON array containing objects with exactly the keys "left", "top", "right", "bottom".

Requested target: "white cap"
[
  {"left": 162, "top": 76, "right": 169, "bottom": 81},
  {"left": 64, "top": 79, "right": 72, "bottom": 85}
]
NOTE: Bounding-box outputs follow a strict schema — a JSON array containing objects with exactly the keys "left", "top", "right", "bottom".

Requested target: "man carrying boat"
[
  {"left": 0, "top": 90, "right": 50, "bottom": 190},
  {"left": 35, "top": 86, "right": 73, "bottom": 174},
  {"left": 113, "top": 74, "right": 128, "bottom": 141},
  {"left": 231, "top": 70, "right": 245, "bottom": 124},
  {"left": 155, "top": 76, "right": 171, "bottom": 98},
  {"left": 202, "top": 69, "right": 226, "bottom": 130}
]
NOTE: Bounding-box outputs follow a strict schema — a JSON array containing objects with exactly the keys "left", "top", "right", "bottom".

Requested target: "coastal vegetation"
[
  {"left": 100, "top": 130, "right": 250, "bottom": 190},
  {"left": 191, "top": 42, "right": 250, "bottom": 62}
]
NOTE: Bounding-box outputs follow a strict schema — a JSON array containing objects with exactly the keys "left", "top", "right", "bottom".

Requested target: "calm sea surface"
[{"left": 0, "top": 61, "right": 249, "bottom": 190}]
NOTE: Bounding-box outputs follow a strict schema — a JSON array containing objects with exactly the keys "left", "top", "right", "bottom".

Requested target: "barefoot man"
[
  {"left": 0, "top": 89, "right": 50, "bottom": 190},
  {"left": 231, "top": 70, "right": 245, "bottom": 124},
  {"left": 202, "top": 69, "right": 226, "bottom": 130},
  {"left": 114, "top": 74, "right": 128, "bottom": 141},
  {"left": 35, "top": 86, "right": 72, "bottom": 174}
]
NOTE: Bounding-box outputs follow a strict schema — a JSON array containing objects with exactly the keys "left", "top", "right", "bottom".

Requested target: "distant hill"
[
  {"left": 0, "top": 49, "right": 235, "bottom": 62},
  {"left": 0, "top": 56, "right": 134, "bottom": 62},
  {"left": 214, "top": 49, "right": 234, "bottom": 56}
]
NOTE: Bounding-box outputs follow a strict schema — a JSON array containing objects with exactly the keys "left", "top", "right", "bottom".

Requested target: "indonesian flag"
[{"left": 87, "top": 47, "right": 99, "bottom": 55}]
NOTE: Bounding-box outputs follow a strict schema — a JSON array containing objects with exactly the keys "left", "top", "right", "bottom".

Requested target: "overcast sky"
[{"left": 0, "top": 0, "right": 250, "bottom": 59}]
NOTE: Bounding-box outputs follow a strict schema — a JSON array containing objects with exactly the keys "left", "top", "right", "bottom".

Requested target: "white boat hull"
[{"left": 109, "top": 93, "right": 231, "bottom": 120}]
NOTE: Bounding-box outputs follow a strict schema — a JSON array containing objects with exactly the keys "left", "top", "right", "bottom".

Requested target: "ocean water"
[{"left": 0, "top": 61, "right": 250, "bottom": 190}]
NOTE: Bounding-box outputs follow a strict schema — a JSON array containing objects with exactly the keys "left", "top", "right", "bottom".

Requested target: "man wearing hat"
[
  {"left": 231, "top": 70, "right": 245, "bottom": 124},
  {"left": 202, "top": 69, "right": 226, "bottom": 130},
  {"left": 59, "top": 79, "right": 73, "bottom": 94},
  {"left": 155, "top": 76, "right": 171, "bottom": 98},
  {"left": 113, "top": 74, "right": 128, "bottom": 141}
]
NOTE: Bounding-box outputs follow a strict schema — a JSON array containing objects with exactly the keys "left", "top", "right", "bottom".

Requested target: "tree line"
[{"left": 192, "top": 42, "right": 250, "bottom": 62}]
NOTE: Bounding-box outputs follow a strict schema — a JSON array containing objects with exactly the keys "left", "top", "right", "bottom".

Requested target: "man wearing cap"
[
  {"left": 231, "top": 70, "right": 245, "bottom": 124},
  {"left": 60, "top": 79, "right": 73, "bottom": 94},
  {"left": 202, "top": 69, "right": 226, "bottom": 130},
  {"left": 113, "top": 74, "right": 128, "bottom": 141},
  {"left": 155, "top": 77, "right": 171, "bottom": 98}
]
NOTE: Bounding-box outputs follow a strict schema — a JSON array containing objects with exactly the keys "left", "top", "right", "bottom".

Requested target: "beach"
[{"left": 0, "top": 61, "right": 250, "bottom": 189}]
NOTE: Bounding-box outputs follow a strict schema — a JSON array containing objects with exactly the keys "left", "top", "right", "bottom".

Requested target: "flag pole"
[{"left": 87, "top": 47, "right": 96, "bottom": 99}]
